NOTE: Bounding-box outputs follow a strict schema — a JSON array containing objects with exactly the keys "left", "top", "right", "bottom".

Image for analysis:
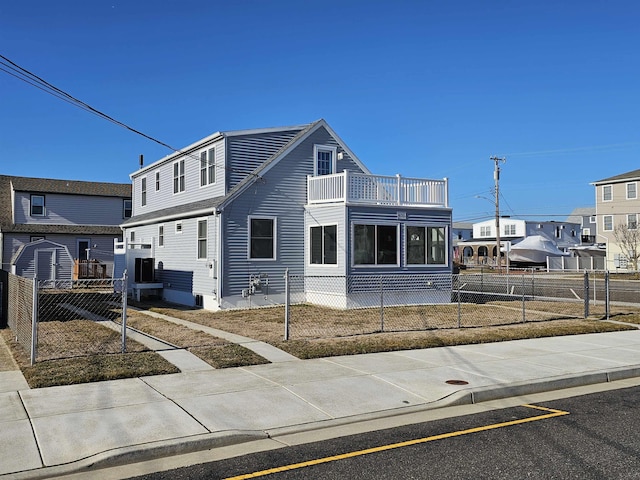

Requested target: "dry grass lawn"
[{"left": 3, "top": 299, "right": 639, "bottom": 389}]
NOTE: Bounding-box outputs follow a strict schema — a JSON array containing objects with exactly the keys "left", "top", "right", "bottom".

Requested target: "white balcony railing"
[{"left": 308, "top": 171, "right": 449, "bottom": 208}]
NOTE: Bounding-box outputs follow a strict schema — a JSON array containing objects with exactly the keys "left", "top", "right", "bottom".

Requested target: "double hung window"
[{"left": 249, "top": 217, "right": 276, "bottom": 259}]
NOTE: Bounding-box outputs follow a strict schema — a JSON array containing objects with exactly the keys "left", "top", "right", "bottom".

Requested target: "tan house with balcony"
[{"left": 592, "top": 168, "right": 640, "bottom": 270}]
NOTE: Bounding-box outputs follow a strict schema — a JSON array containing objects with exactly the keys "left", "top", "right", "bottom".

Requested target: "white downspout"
[{"left": 216, "top": 210, "right": 223, "bottom": 308}]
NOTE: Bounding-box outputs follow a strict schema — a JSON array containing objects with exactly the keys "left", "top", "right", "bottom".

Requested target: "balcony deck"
[{"left": 308, "top": 171, "right": 448, "bottom": 208}]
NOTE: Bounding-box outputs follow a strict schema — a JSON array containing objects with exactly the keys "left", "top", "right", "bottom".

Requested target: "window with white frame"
[
  {"left": 602, "top": 185, "right": 612, "bottom": 202},
  {"left": 503, "top": 224, "right": 516, "bottom": 236},
  {"left": 123, "top": 199, "right": 132, "bottom": 218},
  {"left": 406, "top": 226, "right": 446, "bottom": 265},
  {"left": 173, "top": 159, "right": 185, "bottom": 193},
  {"left": 480, "top": 225, "right": 491, "bottom": 237},
  {"left": 589, "top": 215, "right": 596, "bottom": 223},
  {"left": 141, "top": 177, "right": 147, "bottom": 206},
  {"left": 603, "top": 215, "right": 613, "bottom": 231},
  {"left": 197, "top": 219, "right": 207, "bottom": 259},
  {"left": 158, "top": 225, "right": 164, "bottom": 247},
  {"left": 175, "top": 221, "right": 182, "bottom": 234},
  {"left": 310, "top": 225, "right": 337, "bottom": 265},
  {"left": 130, "top": 230, "right": 135, "bottom": 242},
  {"left": 155, "top": 172, "right": 160, "bottom": 191},
  {"left": 200, "top": 147, "right": 215, "bottom": 186},
  {"left": 628, "top": 214, "right": 638, "bottom": 230},
  {"left": 30, "top": 236, "right": 45, "bottom": 242},
  {"left": 627, "top": 183, "right": 637, "bottom": 200},
  {"left": 30, "top": 194, "right": 45, "bottom": 216},
  {"left": 249, "top": 217, "right": 276, "bottom": 259},
  {"left": 353, "top": 224, "right": 398, "bottom": 265},
  {"left": 313, "top": 145, "right": 336, "bottom": 176}
]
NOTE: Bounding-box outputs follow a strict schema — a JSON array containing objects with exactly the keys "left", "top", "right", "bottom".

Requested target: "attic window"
[
  {"left": 30, "top": 195, "right": 45, "bottom": 216},
  {"left": 314, "top": 145, "right": 337, "bottom": 176}
]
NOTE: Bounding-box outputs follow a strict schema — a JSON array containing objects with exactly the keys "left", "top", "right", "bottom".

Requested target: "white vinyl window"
[
  {"left": 155, "top": 172, "right": 160, "bottom": 191},
  {"left": 602, "top": 185, "right": 612, "bottom": 202},
  {"left": 480, "top": 226, "right": 491, "bottom": 237},
  {"left": 30, "top": 194, "right": 45, "bottom": 216},
  {"left": 627, "top": 183, "right": 637, "bottom": 200},
  {"left": 628, "top": 214, "right": 638, "bottom": 230},
  {"left": 197, "top": 219, "right": 207, "bottom": 259},
  {"left": 249, "top": 217, "right": 276, "bottom": 260},
  {"left": 141, "top": 177, "right": 147, "bottom": 206},
  {"left": 175, "top": 221, "right": 183, "bottom": 234},
  {"left": 313, "top": 145, "right": 337, "bottom": 176},
  {"left": 158, "top": 225, "right": 164, "bottom": 247},
  {"left": 173, "top": 159, "right": 185, "bottom": 193},
  {"left": 503, "top": 224, "right": 516, "bottom": 236},
  {"left": 603, "top": 215, "right": 613, "bottom": 231},
  {"left": 310, "top": 225, "right": 337, "bottom": 265},
  {"left": 200, "top": 148, "right": 216, "bottom": 186},
  {"left": 406, "top": 226, "right": 447, "bottom": 265}
]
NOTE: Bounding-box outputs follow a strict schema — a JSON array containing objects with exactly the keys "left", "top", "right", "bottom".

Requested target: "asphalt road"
[{"left": 128, "top": 384, "right": 640, "bottom": 480}]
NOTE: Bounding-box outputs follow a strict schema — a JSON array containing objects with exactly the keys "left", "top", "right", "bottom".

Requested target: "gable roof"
[
  {"left": 218, "top": 119, "right": 370, "bottom": 211},
  {"left": 124, "top": 119, "right": 370, "bottom": 226},
  {"left": 133, "top": 122, "right": 312, "bottom": 177},
  {"left": 0, "top": 175, "right": 131, "bottom": 232},
  {"left": 592, "top": 169, "right": 640, "bottom": 185},
  {"left": 566, "top": 206, "right": 595, "bottom": 224}
]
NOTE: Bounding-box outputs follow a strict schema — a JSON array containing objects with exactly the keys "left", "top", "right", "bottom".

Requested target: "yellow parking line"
[{"left": 225, "top": 404, "right": 569, "bottom": 479}]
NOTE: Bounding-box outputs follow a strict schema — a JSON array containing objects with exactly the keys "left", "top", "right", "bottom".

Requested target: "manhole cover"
[{"left": 446, "top": 379, "right": 469, "bottom": 385}]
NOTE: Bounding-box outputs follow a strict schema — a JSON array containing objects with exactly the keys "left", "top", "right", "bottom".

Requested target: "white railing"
[{"left": 307, "top": 172, "right": 448, "bottom": 207}]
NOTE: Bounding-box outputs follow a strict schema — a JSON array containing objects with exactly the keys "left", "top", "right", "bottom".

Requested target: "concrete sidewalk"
[{"left": 3, "top": 329, "right": 640, "bottom": 479}]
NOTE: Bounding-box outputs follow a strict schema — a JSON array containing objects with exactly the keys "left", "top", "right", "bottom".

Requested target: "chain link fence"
[
  {"left": 284, "top": 270, "right": 639, "bottom": 340},
  {"left": 3, "top": 272, "right": 129, "bottom": 364},
  {"left": 5, "top": 272, "right": 35, "bottom": 359}
]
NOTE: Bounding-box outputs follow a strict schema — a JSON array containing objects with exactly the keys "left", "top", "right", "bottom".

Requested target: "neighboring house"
[
  {"left": 566, "top": 207, "right": 597, "bottom": 244},
  {"left": 451, "top": 221, "right": 473, "bottom": 263},
  {"left": 120, "top": 119, "right": 452, "bottom": 310},
  {"left": 592, "top": 168, "right": 640, "bottom": 270},
  {"left": 459, "top": 217, "right": 581, "bottom": 266},
  {"left": 0, "top": 175, "right": 132, "bottom": 281}
]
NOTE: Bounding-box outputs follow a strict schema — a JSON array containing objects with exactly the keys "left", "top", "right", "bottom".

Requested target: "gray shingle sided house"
[
  {"left": 121, "top": 119, "right": 452, "bottom": 309},
  {"left": 0, "top": 175, "right": 132, "bottom": 281}
]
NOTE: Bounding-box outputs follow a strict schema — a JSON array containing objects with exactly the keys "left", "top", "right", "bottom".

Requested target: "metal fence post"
[
  {"left": 522, "top": 273, "right": 526, "bottom": 322},
  {"left": 30, "top": 277, "right": 38, "bottom": 366},
  {"left": 121, "top": 270, "right": 128, "bottom": 353},
  {"left": 284, "top": 268, "right": 290, "bottom": 340},
  {"left": 457, "top": 274, "right": 461, "bottom": 328},
  {"left": 583, "top": 270, "right": 589, "bottom": 318},
  {"left": 605, "top": 270, "right": 610, "bottom": 320},
  {"left": 379, "top": 276, "right": 384, "bottom": 332}
]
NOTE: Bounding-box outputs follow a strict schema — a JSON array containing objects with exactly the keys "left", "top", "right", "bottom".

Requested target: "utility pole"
[{"left": 490, "top": 156, "right": 506, "bottom": 269}]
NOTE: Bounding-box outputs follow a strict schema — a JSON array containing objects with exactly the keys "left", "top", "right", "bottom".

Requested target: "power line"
[{"left": 0, "top": 54, "right": 255, "bottom": 177}]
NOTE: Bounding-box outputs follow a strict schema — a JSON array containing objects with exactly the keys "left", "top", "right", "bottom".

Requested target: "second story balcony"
[{"left": 307, "top": 171, "right": 449, "bottom": 208}]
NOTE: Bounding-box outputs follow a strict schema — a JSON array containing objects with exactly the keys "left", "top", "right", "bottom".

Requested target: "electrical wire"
[{"left": 0, "top": 54, "right": 259, "bottom": 178}]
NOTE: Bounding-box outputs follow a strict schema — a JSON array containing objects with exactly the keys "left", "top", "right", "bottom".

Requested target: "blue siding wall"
[
  {"left": 129, "top": 217, "right": 216, "bottom": 297},
  {"left": 132, "top": 137, "right": 226, "bottom": 217},
  {"left": 221, "top": 126, "right": 363, "bottom": 297},
  {"left": 14, "top": 192, "right": 129, "bottom": 226},
  {"left": 226, "top": 130, "right": 304, "bottom": 190}
]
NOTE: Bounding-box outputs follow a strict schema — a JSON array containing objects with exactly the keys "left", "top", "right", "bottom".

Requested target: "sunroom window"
[{"left": 354, "top": 224, "right": 397, "bottom": 265}]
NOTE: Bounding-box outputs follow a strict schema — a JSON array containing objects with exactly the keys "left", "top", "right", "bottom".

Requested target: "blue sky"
[{"left": 1, "top": 1, "right": 639, "bottom": 222}]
